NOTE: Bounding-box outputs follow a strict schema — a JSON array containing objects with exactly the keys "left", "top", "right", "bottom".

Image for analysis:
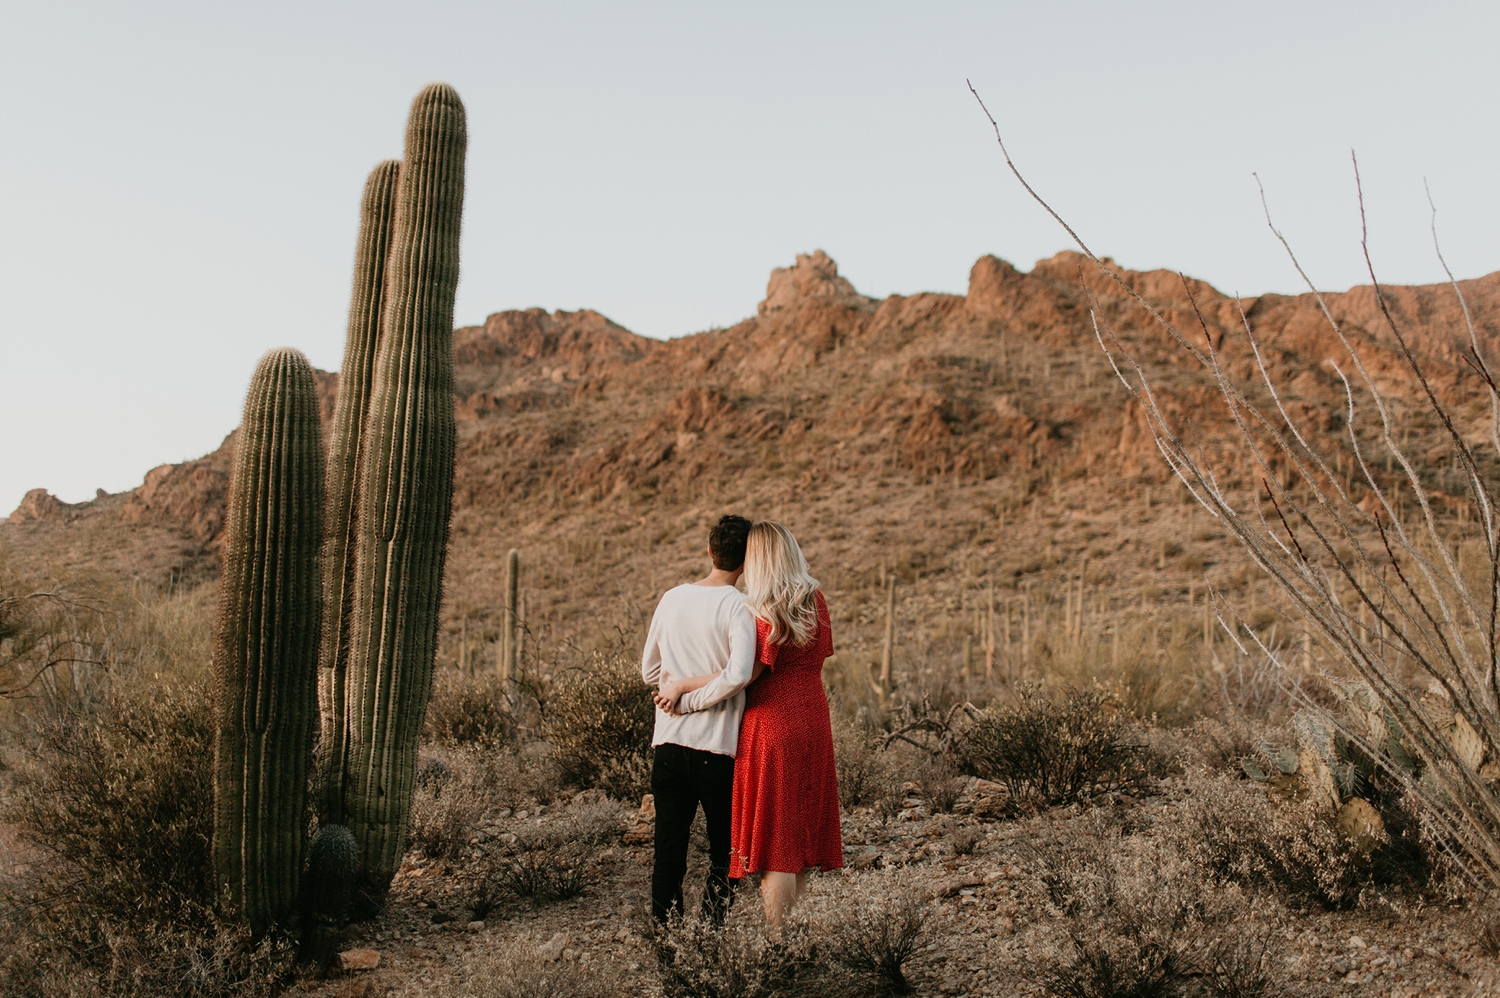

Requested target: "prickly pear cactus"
[
  {"left": 1448, "top": 712, "right": 1485, "bottom": 771},
  {"left": 1336, "top": 797, "right": 1387, "bottom": 858},
  {"left": 338, "top": 82, "right": 466, "bottom": 903},
  {"left": 318, "top": 159, "right": 400, "bottom": 821},
  {"left": 211, "top": 348, "right": 324, "bottom": 933}
]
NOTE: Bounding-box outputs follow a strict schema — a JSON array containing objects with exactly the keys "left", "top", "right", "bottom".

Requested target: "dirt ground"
[{"left": 284, "top": 777, "right": 1499, "bottom": 998}]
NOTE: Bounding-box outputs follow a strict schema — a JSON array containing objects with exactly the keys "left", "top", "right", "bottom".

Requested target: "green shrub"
[{"left": 543, "top": 655, "right": 653, "bottom": 800}]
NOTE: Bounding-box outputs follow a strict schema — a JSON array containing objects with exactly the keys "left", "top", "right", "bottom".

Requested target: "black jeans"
[{"left": 651, "top": 742, "right": 737, "bottom": 924}]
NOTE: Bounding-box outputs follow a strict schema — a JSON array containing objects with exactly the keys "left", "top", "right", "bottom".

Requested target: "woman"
[{"left": 658, "top": 520, "right": 843, "bottom": 926}]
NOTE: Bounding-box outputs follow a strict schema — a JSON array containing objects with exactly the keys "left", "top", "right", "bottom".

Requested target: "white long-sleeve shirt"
[{"left": 640, "top": 582, "right": 757, "bottom": 757}]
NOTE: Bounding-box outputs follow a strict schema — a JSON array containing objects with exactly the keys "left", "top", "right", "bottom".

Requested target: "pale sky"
[{"left": 3, "top": 2, "right": 1498, "bottom": 512}]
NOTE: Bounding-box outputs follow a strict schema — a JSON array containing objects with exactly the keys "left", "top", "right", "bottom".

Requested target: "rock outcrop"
[
  {"left": 7, "top": 248, "right": 1498, "bottom": 603},
  {"left": 758, "top": 250, "right": 871, "bottom": 315}
]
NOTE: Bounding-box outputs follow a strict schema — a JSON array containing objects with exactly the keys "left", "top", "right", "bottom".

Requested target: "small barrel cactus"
[
  {"left": 305, "top": 824, "right": 358, "bottom": 920},
  {"left": 301, "top": 823, "right": 358, "bottom": 965},
  {"left": 211, "top": 348, "right": 324, "bottom": 932}
]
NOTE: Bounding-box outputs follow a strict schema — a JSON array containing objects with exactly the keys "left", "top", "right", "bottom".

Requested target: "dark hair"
[{"left": 708, "top": 514, "right": 752, "bottom": 571}]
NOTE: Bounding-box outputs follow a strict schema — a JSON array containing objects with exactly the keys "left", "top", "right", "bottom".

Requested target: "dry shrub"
[
  {"left": 960, "top": 684, "right": 1150, "bottom": 812},
  {"left": 397, "top": 931, "right": 638, "bottom": 998},
  {"left": 409, "top": 742, "right": 566, "bottom": 862},
  {"left": 425, "top": 670, "right": 514, "bottom": 749},
  {"left": 468, "top": 795, "right": 623, "bottom": 915},
  {"left": 1046, "top": 617, "right": 1213, "bottom": 727},
  {"left": 653, "top": 870, "right": 930, "bottom": 998},
  {"left": 831, "top": 708, "right": 902, "bottom": 811},
  {"left": 0, "top": 681, "right": 299, "bottom": 996},
  {"left": 409, "top": 748, "right": 497, "bottom": 861},
  {"left": 1177, "top": 770, "right": 1363, "bottom": 909},
  {"left": 4, "top": 682, "right": 216, "bottom": 924},
  {"left": 1020, "top": 822, "right": 1281, "bottom": 998},
  {"left": 543, "top": 655, "right": 653, "bottom": 800},
  {"left": 654, "top": 913, "right": 820, "bottom": 998},
  {"left": 913, "top": 753, "right": 963, "bottom": 814},
  {"left": 0, "top": 922, "right": 296, "bottom": 998},
  {"left": 950, "top": 824, "right": 984, "bottom": 856},
  {"left": 806, "top": 870, "right": 930, "bottom": 997},
  {"left": 1198, "top": 931, "right": 1287, "bottom": 998}
]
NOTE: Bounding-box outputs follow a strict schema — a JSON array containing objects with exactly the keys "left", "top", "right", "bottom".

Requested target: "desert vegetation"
[{"left": 9, "top": 86, "right": 1500, "bottom": 998}]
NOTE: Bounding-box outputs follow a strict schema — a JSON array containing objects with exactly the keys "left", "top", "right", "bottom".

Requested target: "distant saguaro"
[
  {"left": 879, "top": 575, "right": 896, "bottom": 700},
  {"left": 502, "top": 548, "right": 520, "bottom": 681}
]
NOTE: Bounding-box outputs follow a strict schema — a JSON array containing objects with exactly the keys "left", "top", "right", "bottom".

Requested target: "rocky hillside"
[{"left": 6, "top": 248, "right": 1497, "bottom": 681}]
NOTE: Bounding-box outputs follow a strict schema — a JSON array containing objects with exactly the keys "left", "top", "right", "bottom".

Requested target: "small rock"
[
  {"left": 932, "top": 875, "right": 985, "bottom": 899},
  {"left": 338, "top": 948, "right": 381, "bottom": 971},
  {"left": 467, "top": 920, "right": 486, "bottom": 932},
  {"left": 1349, "top": 935, "right": 1367, "bottom": 950},
  {"left": 623, "top": 795, "right": 656, "bottom": 845},
  {"left": 538, "top": 932, "right": 571, "bottom": 961}
]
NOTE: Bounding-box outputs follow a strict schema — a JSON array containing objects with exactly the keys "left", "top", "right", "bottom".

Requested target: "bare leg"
[
  {"left": 761, "top": 870, "right": 814, "bottom": 928},
  {"left": 760, "top": 872, "right": 798, "bottom": 928}
]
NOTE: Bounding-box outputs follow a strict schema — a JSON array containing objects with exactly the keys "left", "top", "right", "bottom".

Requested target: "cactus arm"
[
  {"left": 341, "top": 83, "right": 465, "bottom": 902},
  {"left": 318, "top": 160, "right": 400, "bottom": 824},
  {"left": 212, "top": 348, "right": 324, "bottom": 933}
]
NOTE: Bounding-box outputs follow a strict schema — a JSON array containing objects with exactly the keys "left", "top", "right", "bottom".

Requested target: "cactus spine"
[
  {"left": 211, "top": 348, "right": 324, "bottom": 933},
  {"left": 318, "top": 160, "right": 400, "bottom": 820},
  {"left": 337, "top": 83, "right": 465, "bottom": 899}
]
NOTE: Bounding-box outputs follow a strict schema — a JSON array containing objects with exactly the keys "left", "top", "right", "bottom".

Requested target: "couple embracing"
[{"left": 640, "top": 515, "right": 843, "bottom": 929}]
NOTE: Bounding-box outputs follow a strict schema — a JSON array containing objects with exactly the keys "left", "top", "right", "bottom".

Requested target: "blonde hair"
[{"left": 744, "top": 521, "right": 820, "bottom": 647}]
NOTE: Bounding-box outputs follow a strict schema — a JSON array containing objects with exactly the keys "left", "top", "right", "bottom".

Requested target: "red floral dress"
[{"left": 729, "top": 590, "right": 843, "bottom": 877}]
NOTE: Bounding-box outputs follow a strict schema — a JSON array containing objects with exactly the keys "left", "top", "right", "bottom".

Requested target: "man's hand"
[{"left": 653, "top": 675, "right": 693, "bottom": 716}]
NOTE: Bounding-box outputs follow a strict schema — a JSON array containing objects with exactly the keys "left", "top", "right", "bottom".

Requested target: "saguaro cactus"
[
  {"left": 339, "top": 83, "right": 466, "bottom": 899},
  {"left": 212, "top": 348, "right": 324, "bottom": 932},
  {"left": 318, "top": 159, "right": 400, "bottom": 820},
  {"left": 501, "top": 548, "right": 519, "bottom": 681}
]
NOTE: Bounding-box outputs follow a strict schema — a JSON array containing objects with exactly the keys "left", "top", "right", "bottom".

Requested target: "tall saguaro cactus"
[
  {"left": 318, "top": 159, "right": 400, "bottom": 820},
  {"left": 338, "top": 83, "right": 466, "bottom": 898},
  {"left": 212, "top": 348, "right": 324, "bottom": 933}
]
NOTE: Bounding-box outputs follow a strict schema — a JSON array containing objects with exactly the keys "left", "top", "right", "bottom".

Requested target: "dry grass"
[{"left": 396, "top": 932, "right": 640, "bottom": 998}]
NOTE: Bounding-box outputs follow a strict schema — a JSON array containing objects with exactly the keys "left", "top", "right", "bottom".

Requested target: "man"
[{"left": 640, "top": 514, "right": 756, "bottom": 924}]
